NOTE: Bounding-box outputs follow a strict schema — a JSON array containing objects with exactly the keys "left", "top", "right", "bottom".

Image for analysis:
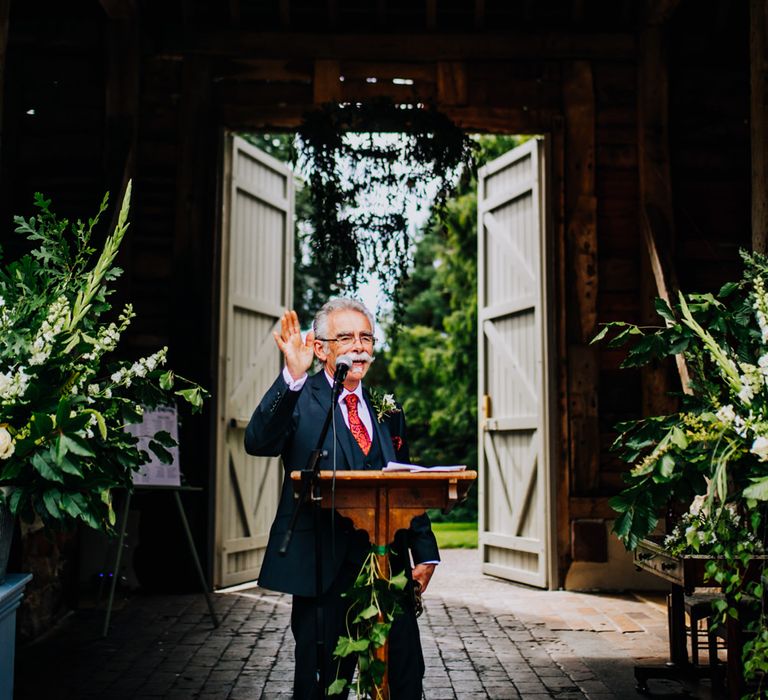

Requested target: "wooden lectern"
[{"left": 290, "top": 469, "right": 477, "bottom": 698}]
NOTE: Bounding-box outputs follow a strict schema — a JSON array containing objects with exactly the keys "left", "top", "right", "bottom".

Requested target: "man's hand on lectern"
[
  {"left": 412, "top": 563, "right": 436, "bottom": 593},
  {"left": 273, "top": 309, "right": 315, "bottom": 381}
]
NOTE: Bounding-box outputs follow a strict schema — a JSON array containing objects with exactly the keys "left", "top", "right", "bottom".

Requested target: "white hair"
[{"left": 313, "top": 297, "right": 375, "bottom": 353}]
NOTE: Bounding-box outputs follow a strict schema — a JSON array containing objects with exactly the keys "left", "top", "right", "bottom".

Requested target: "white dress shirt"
[{"left": 281, "top": 366, "right": 373, "bottom": 439}]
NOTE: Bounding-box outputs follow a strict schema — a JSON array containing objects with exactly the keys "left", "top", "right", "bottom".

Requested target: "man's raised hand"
[{"left": 273, "top": 310, "right": 315, "bottom": 381}]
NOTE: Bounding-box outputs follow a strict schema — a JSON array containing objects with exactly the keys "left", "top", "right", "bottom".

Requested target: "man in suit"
[{"left": 245, "top": 298, "right": 439, "bottom": 699}]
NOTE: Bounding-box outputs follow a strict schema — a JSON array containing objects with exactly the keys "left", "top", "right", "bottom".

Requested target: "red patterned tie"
[{"left": 344, "top": 394, "right": 371, "bottom": 455}]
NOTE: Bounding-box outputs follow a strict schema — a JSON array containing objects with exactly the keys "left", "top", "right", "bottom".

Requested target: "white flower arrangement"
[
  {"left": 0, "top": 184, "right": 207, "bottom": 531},
  {"left": 369, "top": 389, "right": 400, "bottom": 422}
]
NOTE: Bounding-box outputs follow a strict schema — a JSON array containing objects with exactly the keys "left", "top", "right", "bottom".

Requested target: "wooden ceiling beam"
[
  {"left": 279, "top": 0, "right": 290, "bottom": 29},
  {"left": 426, "top": 0, "right": 437, "bottom": 31},
  {"left": 217, "top": 103, "right": 553, "bottom": 134},
  {"left": 327, "top": 0, "right": 338, "bottom": 29},
  {"left": 98, "top": 0, "right": 135, "bottom": 20},
  {"left": 163, "top": 31, "right": 635, "bottom": 61},
  {"left": 376, "top": 0, "right": 386, "bottom": 28},
  {"left": 229, "top": 0, "right": 241, "bottom": 27},
  {"left": 474, "top": 0, "right": 485, "bottom": 30},
  {"left": 643, "top": 0, "right": 682, "bottom": 25}
]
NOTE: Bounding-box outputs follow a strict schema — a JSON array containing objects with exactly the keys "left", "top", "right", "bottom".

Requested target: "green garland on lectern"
[{"left": 328, "top": 546, "right": 410, "bottom": 698}]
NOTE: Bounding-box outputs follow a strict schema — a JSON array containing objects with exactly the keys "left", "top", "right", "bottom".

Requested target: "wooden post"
[
  {"left": 751, "top": 0, "right": 768, "bottom": 253},
  {"left": 563, "top": 60, "right": 600, "bottom": 496},
  {"left": 638, "top": 4, "right": 691, "bottom": 399},
  {"left": 552, "top": 114, "right": 571, "bottom": 586}
]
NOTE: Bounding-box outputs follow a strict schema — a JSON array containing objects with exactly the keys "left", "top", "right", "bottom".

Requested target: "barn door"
[
  {"left": 215, "top": 135, "right": 294, "bottom": 588},
  {"left": 478, "top": 138, "right": 554, "bottom": 589}
]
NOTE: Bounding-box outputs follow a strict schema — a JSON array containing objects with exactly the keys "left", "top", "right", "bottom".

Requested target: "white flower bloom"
[
  {"left": 716, "top": 404, "right": 736, "bottom": 424},
  {"left": 738, "top": 383, "right": 755, "bottom": 404},
  {"left": 0, "top": 426, "right": 14, "bottom": 459},
  {"left": 28, "top": 351, "right": 49, "bottom": 366},
  {"left": 131, "top": 362, "right": 147, "bottom": 378},
  {"left": 111, "top": 371, "right": 122, "bottom": 383},
  {"left": 751, "top": 436, "right": 768, "bottom": 461},
  {"left": 689, "top": 494, "right": 708, "bottom": 517},
  {"left": 88, "top": 384, "right": 100, "bottom": 396}
]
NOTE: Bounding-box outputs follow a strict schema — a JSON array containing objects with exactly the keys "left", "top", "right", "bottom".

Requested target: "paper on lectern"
[{"left": 383, "top": 462, "right": 466, "bottom": 473}]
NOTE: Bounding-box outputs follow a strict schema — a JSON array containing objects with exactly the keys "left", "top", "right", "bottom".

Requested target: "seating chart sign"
[{"left": 126, "top": 406, "right": 181, "bottom": 486}]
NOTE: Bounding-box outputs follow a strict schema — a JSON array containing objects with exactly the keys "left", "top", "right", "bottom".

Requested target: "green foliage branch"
[
  {"left": 328, "top": 547, "right": 409, "bottom": 698},
  {"left": 297, "top": 99, "right": 476, "bottom": 306},
  {"left": 595, "top": 251, "right": 768, "bottom": 694},
  {"left": 0, "top": 184, "right": 208, "bottom": 532}
]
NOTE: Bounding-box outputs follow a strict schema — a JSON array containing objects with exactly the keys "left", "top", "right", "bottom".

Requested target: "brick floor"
[{"left": 14, "top": 549, "right": 703, "bottom": 699}]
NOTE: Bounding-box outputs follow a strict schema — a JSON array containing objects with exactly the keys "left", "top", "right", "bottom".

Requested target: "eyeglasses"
[{"left": 317, "top": 332, "right": 376, "bottom": 347}]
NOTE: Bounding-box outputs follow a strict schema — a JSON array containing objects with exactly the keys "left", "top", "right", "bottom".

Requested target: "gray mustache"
[{"left": 347, "top": 352, "right": 374, "bottom": 363}]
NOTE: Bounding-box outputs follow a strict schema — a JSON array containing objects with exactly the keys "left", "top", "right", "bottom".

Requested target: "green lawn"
[{"left": 431, "top": 522, "right": 478, "bottom": 549}]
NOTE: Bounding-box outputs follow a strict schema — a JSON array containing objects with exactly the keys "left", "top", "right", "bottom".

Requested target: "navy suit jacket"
[{"left": 244, "top": 370, "right": 440, "bottom": 597}]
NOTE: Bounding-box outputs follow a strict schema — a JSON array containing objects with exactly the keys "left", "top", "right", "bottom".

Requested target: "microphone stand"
[{"left": 279, "top": 364, "right": 348, "bottom": 697}]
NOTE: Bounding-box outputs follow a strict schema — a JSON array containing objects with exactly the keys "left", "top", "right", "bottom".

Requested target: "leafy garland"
[
  {"left": 328, "top": 546, "right": 410, "bottom": 698},
  {"left": 296, "top": 98, "right": 476, "bottom": 306}
]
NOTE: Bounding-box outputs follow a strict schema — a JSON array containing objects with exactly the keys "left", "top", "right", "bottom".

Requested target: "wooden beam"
[
  {"left": 563, "top": 60, "right": 600, "bottom": 497},
  {"left": 752, "top": 0, "right": 768, "bottom": 254},
  {"left": 644, "top": 0, "right": 682, "bottom": 25},
  {"left": 638, "top": 12, "right": 692, "bottom": 395},
  {"left": 172, "top": 56, "right": 214, "bottom": 378},
  {"left": 552, "top": 114, "right": 572, "bottom": 587},
  {"left": 327, "top": 0, "right": 338, "bottom": 29},
  {"left": 563, "top": 61, "right": 597, "bottom": 341},
  {"left": 279, "top": 0, "right": 290, "bottom": 29},
  {"left": 219, "top": 103, "right": 557, "bottom": 134},
  {"left": 376, "top": 0, "right": 386, "bottom": 27},
  {"left": 313, "top": 59, "right": 341, "bottom": 103},
  {"left": 229, "top": 0, "right": 241, "bottom": 27},
  {"left": 98, "top": 0, "right": 135, "bottom": 20},
  {"left": 426, "top": 0, "right": 437, "bottom": 31},
  {"left": 474, "top": 0, "right": 485, "bottom": 30},
  {"left": 162, "top": 31, "right": 636, "bottom": 61},
  {"left": 569, "top": 497, "right": 616, "bottom": 520},
  {"left": 436, "top": 61, "right": 467, "bottom": 106}
]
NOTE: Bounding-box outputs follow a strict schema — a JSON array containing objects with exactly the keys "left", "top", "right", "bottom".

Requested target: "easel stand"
[
  {"left": 290, "top": 469, "right": 477, "bottom": 698},
  {"left": 102, "top": 485, "right": 220, "bottom": 637}
]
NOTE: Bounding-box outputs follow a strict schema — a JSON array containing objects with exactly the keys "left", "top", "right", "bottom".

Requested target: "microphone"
[{"left": 333, "top": 355, "right": 353, "bottom": 389}]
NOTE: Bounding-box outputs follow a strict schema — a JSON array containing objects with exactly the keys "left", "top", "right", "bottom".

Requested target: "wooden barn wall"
[
  {"left": 668, "top": 1, "right": 751, "bottom": 291},
  {"left": 1, "top": 4, "right": 215, "bottom": 596},
  {"left": 0, "top": 0, "right": 753, "bottom": 600}
]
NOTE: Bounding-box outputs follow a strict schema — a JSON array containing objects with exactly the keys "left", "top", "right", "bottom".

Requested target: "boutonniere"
[{"left": 369, "top": 389, "right": 401, "bottom": 422}]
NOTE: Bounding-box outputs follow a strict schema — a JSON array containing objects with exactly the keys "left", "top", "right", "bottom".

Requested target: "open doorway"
[{"left": 213, "top": 129, "right": 556, "bottom": 591}]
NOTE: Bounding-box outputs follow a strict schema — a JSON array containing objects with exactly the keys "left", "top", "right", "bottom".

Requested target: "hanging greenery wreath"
[{"left": 296, "top": 98, "right": 476, "bottom": 306}]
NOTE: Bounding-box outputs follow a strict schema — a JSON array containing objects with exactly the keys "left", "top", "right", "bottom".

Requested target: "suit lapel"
[
  {"left": 309, "top": 372, "right": 358, "bottom": 469},
  {"left": 364, "top": 389, "right": 396, "bottom": 466}
]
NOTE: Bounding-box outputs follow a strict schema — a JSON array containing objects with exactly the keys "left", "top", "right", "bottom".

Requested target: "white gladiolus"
[
  {"left": 751, "top": 435, "right": 768, "bottom": 462},
  {"left": 716, "top": 404, "right": 736, "bottom": 424},
  {"left": 0, "top": 426, "right": 14, "bottom": 459}
]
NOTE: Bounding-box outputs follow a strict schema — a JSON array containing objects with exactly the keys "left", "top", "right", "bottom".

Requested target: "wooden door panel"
[
  {"left": 478, "top": 138, "right": 551, "bottom": 589},
  {"left": 215, "top": 135, "right": 294, "bottom": 588}
]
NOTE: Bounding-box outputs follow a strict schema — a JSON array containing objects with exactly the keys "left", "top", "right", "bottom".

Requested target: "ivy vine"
[
  {"left": 328, "top": 546, "right": 410, "bottom": 698},
  {"left": 296, "top": 98, "right": 476, "bottom": 306}
]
